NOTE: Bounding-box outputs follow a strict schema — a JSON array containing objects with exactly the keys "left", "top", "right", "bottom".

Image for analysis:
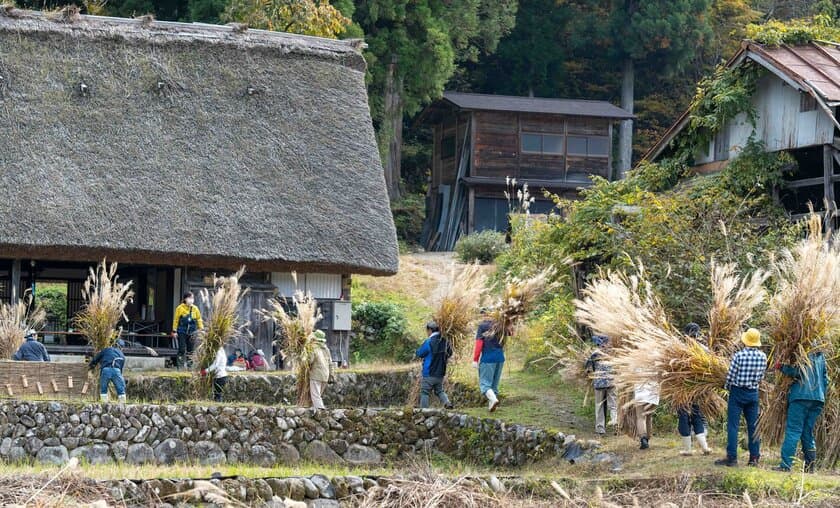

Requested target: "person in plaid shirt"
[{"left": 715, "top": 328, "right": 767, "bottom": 467}]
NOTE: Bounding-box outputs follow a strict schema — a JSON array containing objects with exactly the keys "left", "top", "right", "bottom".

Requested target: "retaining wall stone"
[{"left": 0, "top": 402, "right": 589, "bottom": 467}]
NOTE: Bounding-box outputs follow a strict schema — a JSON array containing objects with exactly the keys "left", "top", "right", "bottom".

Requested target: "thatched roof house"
[{"left": 0, "top": 9, "right": 397, "bottom": 362}]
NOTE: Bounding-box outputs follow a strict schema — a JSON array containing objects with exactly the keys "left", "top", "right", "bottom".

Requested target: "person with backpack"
[
  {"left": 416, "top": 321, "right": 454, "bottom": 409},
  {"left": 585, "top": 335, "right": 617, "bottom": 436},
  {"left": 678, "top": 323, "right": 713, "bottom": 456},
  {"left": 772, "top": 347, "right": 829, "bottom": 472},
  {"left": 171, "top": 292, "right": 204, "bottom": 368},
  {"left": 89, "top": 339, "right": 126, "bottom": 404},
  {"left": 13, "top": 329, "right": 50, "bottom": 362}
]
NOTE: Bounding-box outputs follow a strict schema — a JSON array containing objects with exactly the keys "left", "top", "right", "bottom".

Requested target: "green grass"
[{"left": 0, "top": 461, "right": 391, "bottom": 480}]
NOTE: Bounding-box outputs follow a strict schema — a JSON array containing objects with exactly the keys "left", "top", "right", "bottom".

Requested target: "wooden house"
[
  {"left": 646, "top": 40, "right": 840, "bottom": 220},
  {"left": 0, "top": 10, "right": 398, "bottom": 365},
  {"left": 418, "top": 92, "right": 632, "bottom": 250}
]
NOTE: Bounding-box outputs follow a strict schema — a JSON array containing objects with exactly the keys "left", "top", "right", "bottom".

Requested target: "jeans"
[
  {"left": 678, "top": 404, "right": 706, "bottom": 437},
  {"left": 726, "top": 386, "right": 760, "bottom": 460},
  {"left": 780, "top": 399, "right": 824, "bottom": 468},
  {"left": 213, "top": 376, "right": 227, "bottom": 402},
  {"left": 99, "top": 367, "right": 126, "bottom": 396},
  {"left": 420, "top": 376, "right": 451, "bottom": 408},
  {"left": 594, "top": 387, "right": 617, "bottom": 433},
  {"left": 177, "top": 332, "right": 194, "bottom": 367},
  {"left": 478, "top": 362, "right": 504, "bottom": 395}
]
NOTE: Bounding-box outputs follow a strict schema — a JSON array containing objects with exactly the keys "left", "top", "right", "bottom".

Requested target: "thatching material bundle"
[
  {"left": 0, "top": 292, "right": 46, "bottom": 360},
  {"left": 192, "top": 268, "right": 249, "bottom": 397},
  {"left": 574, "top": 264, "right": 669, "bottom": 349},
  {"left": 707, "top": 261, "right": 768, "bottom": 354},
  {"left": 261, "top": 291, "right": 322, "bottom": 406},
  {"left": 489, "top": 266, "right": 559, "bottom": 341},
  {"left": 759, "top": 214, "right": 840, "bottom": 445},
  {"left": 432, "top": 263, "right": 488, "bottom": 359},
  {"left": 0, "top": 10, "right": 397, "bottom": 276},
  {"left": 74, "top": 259, "right": 134, "bottom": 353}
]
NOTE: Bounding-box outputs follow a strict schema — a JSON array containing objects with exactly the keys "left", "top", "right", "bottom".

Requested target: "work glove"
[
  {"left": 774, "top": 361, "right": 782, "bottom": 370},
  {"left": 472, "top": 361, "right": 479, "bottom": 369}
]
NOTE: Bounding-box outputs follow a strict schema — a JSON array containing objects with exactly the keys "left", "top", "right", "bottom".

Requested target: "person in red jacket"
[{"left": 473, "top": 308, "right": 505, "bottom": 412}]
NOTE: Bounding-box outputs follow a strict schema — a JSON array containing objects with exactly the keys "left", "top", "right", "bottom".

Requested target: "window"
[
  {"left": 801, "top": 94, "right": 817, "bottom": 112},
  {"left": 568, "top": 136, "right": 610, "bottom": 157},
  {"left": 520, "top": 132, "right": 564, "bottom": 155},
  {"left": 441, "top": 134, "right": 456, "bottom": 159}
]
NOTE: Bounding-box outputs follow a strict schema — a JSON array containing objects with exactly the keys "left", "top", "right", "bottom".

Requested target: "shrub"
[
  {"left": 351, "top": 301, "right": 415, "bottom": 362},
  {"left": 455, "top": 230, "right": 507, "bottom": 264},
  {"left": 391, "top": 193, "right": 426, "bottom": 246}
]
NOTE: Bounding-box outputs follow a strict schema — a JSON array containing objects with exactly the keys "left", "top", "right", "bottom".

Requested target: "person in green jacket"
[{"left": 772, "top": 350, "right": 829, "bottom": 472}]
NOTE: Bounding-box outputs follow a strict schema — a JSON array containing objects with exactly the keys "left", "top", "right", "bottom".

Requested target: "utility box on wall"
[{"left": 331, "top": 301, "right": 352, "bottom": 331}]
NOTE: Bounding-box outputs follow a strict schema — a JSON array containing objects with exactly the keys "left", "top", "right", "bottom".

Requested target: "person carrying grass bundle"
[
  {"left": 473, "top": 308, "right": 506, "bottom": 412},
  {"left": 202, "top": 346, "right": 228, "bottom": 402},
  {"left": 309, "top": 330, "right": 334, "bottom": 410},
  {"left": 715, "top": 328, "right": 767, "bottom": 467},
  {"left": 585, "top": 335, "right": 617, "bottom": 436},
  {"left": 88, "top": 339, "right": 126, "bottom": 404},
  {"left": 633, "top": 379, "right": 660, "bottom": 450},
  {"left": 677, "top": 323, "right": 713, "bottom": 456},
  {"left": 171, "top": 292, "right": 204, "bottom": 369},
  {"left": 772, "top": 348, "right": 829, "bottom": 472},
  {"left": 416, "top": 321, "right": 454, "bottom": 410},
  {"left": 12, "top": 329, "right": 50, "bottom": 362}
]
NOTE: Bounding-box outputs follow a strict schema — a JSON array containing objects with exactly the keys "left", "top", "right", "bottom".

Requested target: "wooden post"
[
  {"left": 824, "top": 145, "right": 835, "bottom": 233},
  {"left": 467, "top": 187, "right": 475, "bottom": 234},
  {"left": 36, "top": 382, "right": 43, "bottom": 395},
  {"left": 21, "top": 375, "right": 28, "bottom": 388},
  {"left": 10, "top": 259, "right": 21, "bottom": 306}
]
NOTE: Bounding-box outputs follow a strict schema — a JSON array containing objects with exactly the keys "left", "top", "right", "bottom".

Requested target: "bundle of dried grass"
[
  {"left": 0, "top": 292, "right": 46, "bottom": 359},
  {"left": 261, "top": 290, "right": 322, "bottom": 406},
  {"left": 574, "top": 263, "right": 668, "bottom": 349},
  {"left": 759, "top": 213, "right": 840, "bottom": 445},
  {"left": 433, "top": 263, "right": 488, "bottom": 359},
  {"left": 192, "top": 267, "right": 249, "bottom": 398},
  {"left": 539, "top": 339, "right": 593, "bottom": 391},
  {"left": 74, "top": 259, "right": 133, "bottom": 353},
  {"left": 707, "top": 261, "right": 768, "bottom": 354},
  {"left": 489, "top": 266, "right": 559, "bottom": 341},
  {"left": 356, "top": 475, "right": 505, "bottom": 508}
]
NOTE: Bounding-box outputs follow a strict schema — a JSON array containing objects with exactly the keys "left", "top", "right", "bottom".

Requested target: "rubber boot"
[
  {"left": 118, "top": 394, "right": 126, "bottom": 406},
  {"left": 640, "top": 436, "right": 649, "bottom": 450},
  {"left": 804, "top": 450, "right": 817, "bottom": 473},
  {"left": 747, "top": 455, "right": 760, "bottom": 467},
  {"left": 679, "top": 436, "right": 693, "bottom": 456},
  {"left": 695, "top": 432, "right": 712, "bottom": 455},
  {"left": 100, "top": 393, "right": 109, "bottom": 403},
  {"left": 485, "top": 389, "right": 499, "bottom": 412}
]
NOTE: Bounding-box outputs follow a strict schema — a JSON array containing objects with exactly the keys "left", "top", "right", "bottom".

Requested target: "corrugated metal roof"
[
  {"left": 752, "top": 43, "right": 840, "bottom": 103},
  {"left": 644, "top": 40, "right": 840, "bottom": 162},
  {"left": 442, "top": 91, "right": 633, "bottom": 119}
]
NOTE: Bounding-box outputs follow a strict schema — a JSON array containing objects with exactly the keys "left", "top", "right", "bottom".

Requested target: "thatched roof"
[{"left": 0, "top": 9, "right": 398, "bottom": 275}]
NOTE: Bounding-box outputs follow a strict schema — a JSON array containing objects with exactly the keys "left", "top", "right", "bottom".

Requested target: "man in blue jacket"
[
  {"left": 416, "top": 321, "right": 454, "bottom": 409},
  {"left": 773, "top": 350, "right": 829, "bottom": 472},
  {"left": 89, "top": 340, "right": 127, "bottom": 404},
  {"left": 13, "top": 330, "right": 50, "bottom": 362}
]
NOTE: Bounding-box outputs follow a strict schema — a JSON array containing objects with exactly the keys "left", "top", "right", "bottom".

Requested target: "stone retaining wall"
[
  {"left": 0, "top": 402, "right": 587, "bottom": 468},
  {"left": 126, "top": 370, "right": 485, "bottom": 408}
]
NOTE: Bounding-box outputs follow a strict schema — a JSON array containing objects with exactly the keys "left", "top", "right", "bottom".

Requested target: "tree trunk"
[
  {"left": 618, "top": 58, "right": 634, "bottom": 178},
  {"left": 381, "top": 56, "right": 404, "bottom": 201}
]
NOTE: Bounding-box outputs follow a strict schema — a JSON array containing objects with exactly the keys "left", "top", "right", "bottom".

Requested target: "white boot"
[
  {"left": 485, "top": 389, "right": 499, "bottom": 412},
  {"left": 679, "top": 435, "right": 693, "bottom": 456},
  {"left": 100, "top": 393, "right": 109, "bottom": 403},
  {"left": 118, "top": 394, "right": 126, "bottom": 406},
  {"left": 695, "top": 432, "right": 712, "bottom": 455}
]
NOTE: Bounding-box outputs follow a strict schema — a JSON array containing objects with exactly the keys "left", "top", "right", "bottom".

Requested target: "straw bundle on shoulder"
[
  {"left": 759, "top": 213, "right": 840, "bottom": 445},
  {"left": 261, "top": 291, "right": 322, "bottom": 406},
  {"left": 707, "top": 261, "right": 768, "bottom": 354},
  {"left": 0, "top": 292, "right": 46, "bottom": 360},
  {"left": 192, "top": 267, "right": 249, "bottom": 398},
  {"left": 432, "top": 263, "right": 488, "bottom": 360},
  {"left": 74, "top": 259, "right": 134, "bottom": 353},
  {"left": 489, "top": 266, "right": 559, "bottom": 342}
]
